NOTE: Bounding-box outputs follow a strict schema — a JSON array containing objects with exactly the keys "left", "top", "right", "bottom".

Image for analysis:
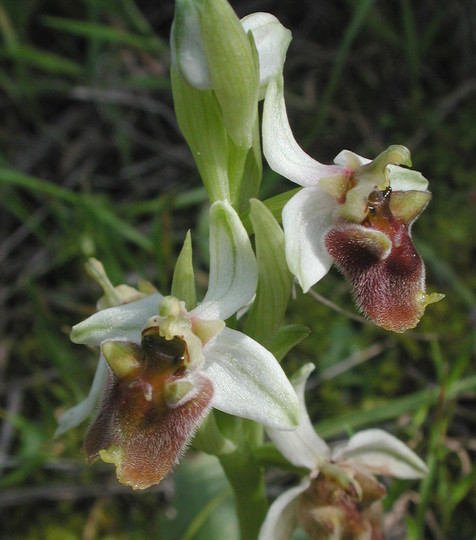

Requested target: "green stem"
[{"left": 219, "top": 444, "right": 268, "bottom": 540}]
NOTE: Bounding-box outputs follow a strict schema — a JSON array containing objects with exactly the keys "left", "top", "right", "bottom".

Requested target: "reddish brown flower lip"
[
  {"left": 325, "top": 188, "right": 427, "bottom": 333},
  {"left": 83, "top": 335, "right": 214, "bottom": 489}
]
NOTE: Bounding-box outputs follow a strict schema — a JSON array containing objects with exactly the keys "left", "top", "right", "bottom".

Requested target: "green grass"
[{"left": 1, "top": 0, "right": 475, "bottom": 538}]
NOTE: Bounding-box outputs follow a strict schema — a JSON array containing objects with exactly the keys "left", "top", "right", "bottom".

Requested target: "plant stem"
[{"left": 219, "top": 444, "right": 268, "bottom": 540}]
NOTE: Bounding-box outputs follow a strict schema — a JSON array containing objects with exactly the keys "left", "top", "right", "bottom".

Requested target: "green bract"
[
  {"left": 172, "top": 0, "right": 259, "bottom": 149},
  {"left": 171, "top": 6, "right": 292, "bottom": 212}
]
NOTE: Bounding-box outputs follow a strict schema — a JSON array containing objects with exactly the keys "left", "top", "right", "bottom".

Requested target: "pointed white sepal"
[
  {"left": 282, "top": 185, "right": 337, "bottom": 292},
  {"left": 267, "top": 363, "right": 330, "bottom": 470},
  {"left": 241, "top": 12, "right": 292, "bottom": 99},
  {"left": 202, "top": 327, "right": 300, "bottom": 430},
  {"left": 170, "top": 0, "right": 211, "bottom": 89},
  {"left": 332, "top": 428, "right": 429, "bottom": 479},
  {"left": 55, "top": 355, "right": 108, "bottom": 437},
  {"left": 70, "top": 292, "right": 163, "bottom": 346},
  {"left": 258, "top": 478, "right": 310, "bottom": 540},
  {"left": 262, "top": 74, "right": 341, "bottom": 187},
  {"left": 192, "top": 200, "right": 258, "bottom": 321}
]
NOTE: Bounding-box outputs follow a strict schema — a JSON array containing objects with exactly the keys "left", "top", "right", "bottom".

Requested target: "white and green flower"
[
  {"left": 262, "top": 72, "right": 443, "bottom": 332},
  {"left": 57, "top": 200, "right": 299, "bottom": 489},
  {"left": 260, "top": 364, "right": 428, "bottom": 539}
]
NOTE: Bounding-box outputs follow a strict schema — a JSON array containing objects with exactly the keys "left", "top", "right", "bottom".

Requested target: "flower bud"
[{"left": 171, "top": 0, "right": 260, "bottom": 148}]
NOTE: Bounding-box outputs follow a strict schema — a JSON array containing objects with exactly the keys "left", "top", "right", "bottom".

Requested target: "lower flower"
[
  {"left": 59, "top": 201, "right": 300, "bottom": 490},
  {"left": 84, "top": 331, "right": 214, "bottom": 490},
  {"left": 297, "top": 465, "right": 386, "bottom": 540},
  {"left": 259, "top": 364, "right": 429, "bottom": 540}
]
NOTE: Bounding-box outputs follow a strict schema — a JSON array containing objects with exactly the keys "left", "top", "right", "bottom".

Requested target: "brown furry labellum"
[
  {"left": 297, "top": 469, "right": 386, "bottom": 540},
  {"left": 325, "top": 187, "right": 431, "bottom": 333},
  {"left": 83, "top": 330, "right": 213, "bottom": 489}
]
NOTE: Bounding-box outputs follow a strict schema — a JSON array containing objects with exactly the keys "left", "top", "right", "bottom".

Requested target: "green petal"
[
  {"left": 171, "top": 230, "right": 197, "bottom": 310},
  {"left": 390, "top": 190, "right": 431, "bottom": 226}
]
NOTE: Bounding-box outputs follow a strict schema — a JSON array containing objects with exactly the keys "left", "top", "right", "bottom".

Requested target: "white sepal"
[
  {"left": 202, "top": 328, "right": 300, "bottom": 430},
  {"left": 332, "top": 428, "right": 429, "bottom": 479},
  {"left": 192, "top": 200, "right": 257, "bottom": 321},
  {"left": 70, "top": 293, "right": 163, "bottom": 346},
  {"left": 170, "top": 0, "right": 211, "bottom": 89},
  {"left": 267, "top": 363, "right": 330, "bottom": 470},
  {"left": 282, "top": 185, "right": 337, "bottom": 292},
  {"left": 241, "top": 12, "right": 292, "bottom": 99},
  {"left": 258, "top": 478, "right": 310, "bottom": 540},
  {"left": 333, "top": 149, "right": 371, "bottom": 168},
  {"left": 262, "top": 74, "right": 341, "bottom": 187},
  {"left": 55, "top": 355, "right": 108, "bottom": 437}
]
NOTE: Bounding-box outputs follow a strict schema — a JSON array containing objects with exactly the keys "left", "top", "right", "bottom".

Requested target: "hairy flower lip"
[
  {"left": 83, "top": 359, "right": 214, "bottom": 490},
  {"left": 325, "top": 186, "right": 430, "bottom": 333}
]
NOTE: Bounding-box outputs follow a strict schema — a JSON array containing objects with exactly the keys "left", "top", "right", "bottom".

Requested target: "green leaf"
[
  {"left": 171, "top": 230, "right": 197, "bottom": 310},
  {"left": 41, "top": 16, "right": 166, "bottom": 53},
  {"left": 244, "top": 199, "right": 292, "bottom": 345},
  {"left": 240, "top": 187, "right": 300, "bottom": 234},
  {"left": 228, "top": 114, "right": 263, "bottom": 214},
  {"left": 158, "top": 453, "right": 239, "bottom": 540},
  {"left": 0, "top": 44, "right": 82, "bottom": 75},
  {"left": 269, "top": 324, "right": 310, "bottom": 362}
]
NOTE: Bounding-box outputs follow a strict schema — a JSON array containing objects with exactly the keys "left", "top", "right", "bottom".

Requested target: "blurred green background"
[{"left": 1, "top": 0, "right": 475, "bottom": 538}]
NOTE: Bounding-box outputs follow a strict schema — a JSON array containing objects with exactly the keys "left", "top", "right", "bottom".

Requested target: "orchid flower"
[
  {"left": 259, "top": 364, "right": 428, "bottom": 540},
  {"left": 57, "top": 200, "right": 299, "bottom": 490},
  {"left": 262, "top": 74, "right": 443, "bottom": 332}
]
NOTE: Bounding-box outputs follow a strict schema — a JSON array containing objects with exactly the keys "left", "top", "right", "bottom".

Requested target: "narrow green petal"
[
  {"left": 390, "top": 190, "right": 431, "bottom": 226},
  {"left": 102, "top": 341, "right": 142, "bottom": 378},
  {"left": 171, "top": 230, "right": 197, "bottom": 310}
]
